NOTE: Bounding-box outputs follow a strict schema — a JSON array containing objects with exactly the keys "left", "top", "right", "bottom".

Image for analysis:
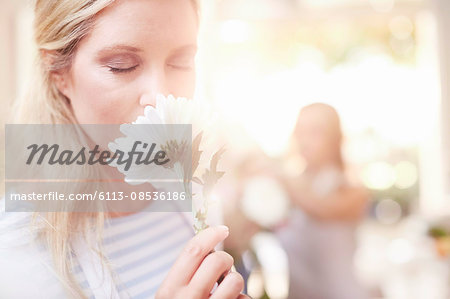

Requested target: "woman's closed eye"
[
  {"left": 107, "top": 64, "right": 139, "bottom": 73},
  {"left": 167, "top": 53, "right": 195, "bottom": 71},
  {"left": 100, "top": 53, "right": 141, "bottom": 74}
]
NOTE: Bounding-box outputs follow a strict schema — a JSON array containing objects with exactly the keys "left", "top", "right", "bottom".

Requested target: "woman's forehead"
[{"left": 85, "top": 0, "right": 198, "bottom": 53}]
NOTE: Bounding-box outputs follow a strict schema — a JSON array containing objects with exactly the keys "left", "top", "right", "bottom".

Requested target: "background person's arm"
[{"left": 285, "top": 178, "right": 369, "bottom": 222}]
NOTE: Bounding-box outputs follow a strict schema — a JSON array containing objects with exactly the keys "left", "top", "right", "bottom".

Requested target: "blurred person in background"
[{"left": 276, "top": 103, "right": 369, "bottom": 299}]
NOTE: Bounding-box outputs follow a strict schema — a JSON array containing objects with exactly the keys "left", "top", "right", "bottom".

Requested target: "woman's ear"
[
  {"left": 51, "top": 71, "right": 71, "bottom": 98},
  {"left": 40, "top": 49, "right": 72, "bottom": 99}
]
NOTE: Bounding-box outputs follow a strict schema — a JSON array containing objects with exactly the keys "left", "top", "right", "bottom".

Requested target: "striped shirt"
[{"left": 0, "top": 199, "right": 201, "bottom": 299}]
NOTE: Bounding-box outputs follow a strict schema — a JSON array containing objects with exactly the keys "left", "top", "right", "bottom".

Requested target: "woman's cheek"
[
  {"left": 90, "top": 94, "right": 138, "bottom": 123},
  {"left": 168, "top": 70, "right": 196, "bottom": 99},
  {"left": 73, "top": 71, "right": 139, "bottom": 124}
]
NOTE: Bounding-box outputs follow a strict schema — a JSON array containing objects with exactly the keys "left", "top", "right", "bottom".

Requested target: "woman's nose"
[
  {"left": 139, "top": 93, "right": 156, "bottom": 107},
  {"left": 139, "top": 69, "right": 169, "bottom": 107}
]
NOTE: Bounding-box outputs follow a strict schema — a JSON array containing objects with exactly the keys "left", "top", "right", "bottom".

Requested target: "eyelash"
[
  {"left": 108, "top": 65, "right": 138, "bottom": 74},
  {"left": 168, "top": 64, "right": 193, "bottom": 71},
  {"left": 107, "top": 63, "right": 193, "bottom": 74}
]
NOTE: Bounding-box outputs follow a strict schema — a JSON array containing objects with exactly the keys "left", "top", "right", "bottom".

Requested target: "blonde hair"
[{"left": 11, "top": 0, "right": 199, "bottom": 298}]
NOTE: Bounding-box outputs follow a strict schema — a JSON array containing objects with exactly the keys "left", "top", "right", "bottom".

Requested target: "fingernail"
[{"left": 218, "top": 225, "right": 229, "bottom": 234}]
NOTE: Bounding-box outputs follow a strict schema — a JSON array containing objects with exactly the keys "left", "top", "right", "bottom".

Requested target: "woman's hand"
[{"left": 156, "top": 225, "right": 250, "bottom": 299}]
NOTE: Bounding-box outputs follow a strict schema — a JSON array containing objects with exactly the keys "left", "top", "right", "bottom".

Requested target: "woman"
[
  {"left": 276, "top": 103, "right": 368, "bottom": 299},
  {"left": 0, "top": 0, "right": 248, "bottom": 298}
]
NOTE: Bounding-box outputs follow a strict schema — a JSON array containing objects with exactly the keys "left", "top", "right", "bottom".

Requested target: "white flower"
[
  {"left": 108, "top": 94, "right": 225, "bottom": 233},
  {"left": 135, "top": 94, "right": 209, "bottom": 138}
]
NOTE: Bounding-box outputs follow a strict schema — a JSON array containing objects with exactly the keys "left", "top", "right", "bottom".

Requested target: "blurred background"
[{"left": 1, "top": 0, "right": 450, "bottom": 298}]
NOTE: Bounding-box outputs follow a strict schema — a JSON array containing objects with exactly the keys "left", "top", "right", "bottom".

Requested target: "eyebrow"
[
  {"left": 95, "top": 43, "right": 198, "bottom": 62},
  {"left": 97, "top": 44, "right": 143, "bottom": 54},
  {"left": 98, "top": 44, "right": 197, "bottom": 53},
  {"left": 170, "top": 44, "right": 198, "bottom": 55}
]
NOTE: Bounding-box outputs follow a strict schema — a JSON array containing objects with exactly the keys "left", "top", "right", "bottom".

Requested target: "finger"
[
  {"left": 210, "top": 271, "right": 245, "bottom": 299},
  {"left": 161, "top": 225, "right": 229, "bottom": 289},
  {"left": 188, "top": 251, "right": 234, "bottom": 297}
]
